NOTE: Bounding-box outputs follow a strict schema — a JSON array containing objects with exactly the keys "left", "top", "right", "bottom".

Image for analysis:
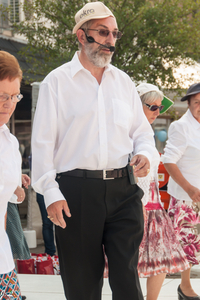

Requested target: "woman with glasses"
[
  {"left": 0, "top": 50, "right": 24, "bottom": 299},
  {"left": 162, "top": 83, "right": 200, "bottom": 300},
  {"left": 136, "top": 83, "right": 189, "bottom": 300}
]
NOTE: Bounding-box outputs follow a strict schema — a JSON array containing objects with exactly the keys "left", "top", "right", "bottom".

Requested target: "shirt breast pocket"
[{"left": 112, "top": 98, "right": 132, "bottom": 129}]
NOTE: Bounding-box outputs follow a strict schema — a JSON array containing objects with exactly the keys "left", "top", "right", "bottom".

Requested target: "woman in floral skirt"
[
  {"left": 162, "top": 83, "right": 200, "bottom": 300},
  {"left": 136, "top": 83, "right": 190, "bottom": 300}
]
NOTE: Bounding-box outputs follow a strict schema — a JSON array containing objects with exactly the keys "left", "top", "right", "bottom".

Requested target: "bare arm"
[{"left": 164, "top": 163, "right": 200, "bottom": 203}]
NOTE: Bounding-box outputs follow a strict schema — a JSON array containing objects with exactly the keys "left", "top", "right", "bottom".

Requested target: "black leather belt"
[{"left": 57, "top": 166, "right": 128, "bottom": 180}]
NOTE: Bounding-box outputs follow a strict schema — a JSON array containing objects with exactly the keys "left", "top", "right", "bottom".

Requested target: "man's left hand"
[{"left": 130, "top": 154, "right": 150, "bottom": 177}]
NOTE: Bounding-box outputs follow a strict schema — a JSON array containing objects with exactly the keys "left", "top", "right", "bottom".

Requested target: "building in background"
[
  {"left": 0, "top": 0, "right": 42, "bottom": 171},
  {"left": 0, "top": 0, "right": 43, "bottom": 226}
]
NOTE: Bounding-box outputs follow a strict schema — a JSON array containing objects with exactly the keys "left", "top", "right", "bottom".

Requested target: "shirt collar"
[
  {"left": 104, "top": 63, "right": 116, "bottom": 79},
  {"left": 187, "top": 108, "right": 200, "bottom": 129},
  {"left": 71, "top": 51, "right": 116, "bottom": 79},
  {"left": 71, "top": 52, "right": 85, "bottom": 78},
  {"left": 0, "top": 124, "right": 11, "bottom": 140},
  {"left": 0, "top": 124, "right": 8, "bottom": 133}
]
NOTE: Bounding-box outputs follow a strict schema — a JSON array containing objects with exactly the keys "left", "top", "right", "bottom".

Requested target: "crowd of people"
[{"left": 1, "top": 2, "right": 200, "bottom": 300}]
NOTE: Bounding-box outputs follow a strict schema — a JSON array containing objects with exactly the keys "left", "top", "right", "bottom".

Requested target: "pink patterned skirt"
[
  {"left": 168, "top": 196, "right": 200, "bottom": 265},
  {"left": 138, "top": 182, "right": 189, "bottom": 278}
]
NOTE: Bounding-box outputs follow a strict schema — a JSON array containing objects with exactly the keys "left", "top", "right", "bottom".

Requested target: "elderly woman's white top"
[
  {"left": 161, "top": 109, "right": 200, "bottom": 202},
  {"left": 0, "top": 124, "right": 22, "bottom": 274},
  {"left": 138, "top": 148, "right": 162, "bottom": 206}
]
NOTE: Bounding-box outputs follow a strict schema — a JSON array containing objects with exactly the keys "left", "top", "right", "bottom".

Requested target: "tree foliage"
[{"left": 5, "top": 0, "right": 200, "bottom": 87}]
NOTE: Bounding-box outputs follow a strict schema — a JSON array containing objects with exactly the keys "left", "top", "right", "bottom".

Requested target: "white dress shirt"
[
  {"left": 32, "top": 51, "right": 155, "bottom": 208},
  {"left": 161, "top": 109, "right": 200, "bottom": 202},
  {"left": 0, "top": 124, "right": 22, "bottom": 274}
]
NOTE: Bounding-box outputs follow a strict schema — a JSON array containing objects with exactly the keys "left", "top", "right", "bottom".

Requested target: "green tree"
[{"left": 3, "top": 0, "right": 200, "bottom": 86}]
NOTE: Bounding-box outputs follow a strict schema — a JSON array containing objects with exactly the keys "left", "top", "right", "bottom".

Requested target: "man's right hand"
[{"left": 47, "top": 200, "right": 71, "bottom": 229}]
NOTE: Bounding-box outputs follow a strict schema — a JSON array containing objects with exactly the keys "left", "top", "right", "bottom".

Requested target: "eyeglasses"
[
  {"left": 0, "top": 93, "right": 23, "bottom": 103},
  {"left": 144, "top": 103, "right": 164, "bottom": 112},
  {"left": 88, "top": 29, "right": 122, "bottom": 39}
]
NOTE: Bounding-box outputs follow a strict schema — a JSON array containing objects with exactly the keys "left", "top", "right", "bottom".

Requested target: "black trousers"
[{"left": 55, "top": 174, "right": 144, "bottom": 300}]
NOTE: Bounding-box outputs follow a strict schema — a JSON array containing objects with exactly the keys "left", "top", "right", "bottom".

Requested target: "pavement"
[
  {"left": 18, "top": 240, "right": 200, "bottom": 300},
  {"left": 18, "top": 274, "right": 200, "bottom": 300}
]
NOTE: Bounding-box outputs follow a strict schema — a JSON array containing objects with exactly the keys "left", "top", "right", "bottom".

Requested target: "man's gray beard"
[{"left": 84, "top": 42, "right": 113, "bottom": 68}]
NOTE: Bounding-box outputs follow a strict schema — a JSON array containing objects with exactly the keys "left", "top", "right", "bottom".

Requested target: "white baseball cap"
[
  {"left": 136, "top": 83, "right": 159, "bottom": 97},
  {"left": 73, "top": 2, "right": 115, "bottom": 34},
  {"left": 136, "top": 83, "right": 174, "bottom": 114}
]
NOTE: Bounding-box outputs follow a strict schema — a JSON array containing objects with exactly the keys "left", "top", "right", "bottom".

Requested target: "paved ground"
[
  {"left": 18, "top": 274, "right": 200, "bottom": 300},
  {"left": 20, "top": 240, "right": 200, "bottom": 299}
]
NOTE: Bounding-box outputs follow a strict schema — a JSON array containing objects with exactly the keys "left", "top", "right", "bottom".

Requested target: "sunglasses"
[
  {"left": 144, "top": 102, "right": 164, "bottom": 112},
  {"left": 88, "top": 29, "right": 122, "bottom": 39}
]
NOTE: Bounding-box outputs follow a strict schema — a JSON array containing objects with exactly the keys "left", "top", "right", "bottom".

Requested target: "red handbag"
[
  {"left": 36, "top": 257, "right": 54, "bottom": 275},
  {"left": 32, "top": 253, "right": 60, "bottom": 275},
  {"left": 32, "top": 253, "right": 54, "bottom": 275},
  {"left": 17, "top": 253, "right": 59, "bottom": 275},
  {"left": 17, "top": 258, "right": 35, "bottom": 274}
]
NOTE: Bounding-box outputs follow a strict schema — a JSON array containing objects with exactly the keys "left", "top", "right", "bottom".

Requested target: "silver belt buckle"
[{"left": 103, "top": 169, "right": 114, "bottom": 180}]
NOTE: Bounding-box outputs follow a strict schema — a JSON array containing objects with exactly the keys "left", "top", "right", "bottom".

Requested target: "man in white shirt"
[{"left": 31, "top": 2, "right": 155, "bottom": 300}]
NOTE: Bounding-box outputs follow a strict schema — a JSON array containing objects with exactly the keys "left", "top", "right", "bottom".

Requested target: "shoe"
[
  {"left": 178, "top": 285, "right": 200, "bottom": 300},
  {"left": 22, "top": 296, "right": 26, "bottom": 300}
]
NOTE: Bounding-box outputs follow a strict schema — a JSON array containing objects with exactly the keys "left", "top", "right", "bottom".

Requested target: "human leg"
[
  {"left": 168, "top": 197, "right": 200, "bottom": 298},
  {"left": 55, "top": 174, "right": 144, "bottom": 300},
  {"left": 179, "top": 266, "right": 199, "bottom": 297},
  {"left": 146, "top": 273, "right": 166, "bottom": 300},
  {"left": 36, "top": 193, "right": 56, "bottom": 256},
  {"left": 55, "top": 175, "right": 106, "bottom": 300},
  {"left": 103, "top": 178, "right": 144, "bottom": 300}
]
